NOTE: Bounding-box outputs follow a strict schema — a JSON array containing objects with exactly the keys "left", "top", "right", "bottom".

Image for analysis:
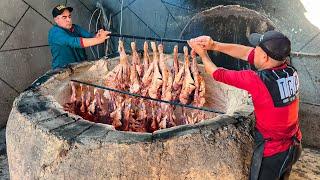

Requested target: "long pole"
[{"left": 109, "top": 33, "right": 188, "bottom": 44}]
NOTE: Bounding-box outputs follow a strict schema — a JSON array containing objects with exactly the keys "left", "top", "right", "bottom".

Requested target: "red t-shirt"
[{"left": 212, "top": 49, "right": 302, "bottom": 157}]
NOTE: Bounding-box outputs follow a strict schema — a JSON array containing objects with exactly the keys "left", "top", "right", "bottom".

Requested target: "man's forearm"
[
  {"left": 82, "top": 37, "right": 103, "bottom": 48},
  {"left": 201, "top": 55, "right": 218, "bottom": 75},
  {"left": 212, "top": 42, "right": 253, "bottom": 61}
]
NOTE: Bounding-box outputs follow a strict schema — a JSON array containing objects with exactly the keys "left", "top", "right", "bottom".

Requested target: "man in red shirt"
[{"left": 188, "top": 30, "right": 302, "bottom": 180}]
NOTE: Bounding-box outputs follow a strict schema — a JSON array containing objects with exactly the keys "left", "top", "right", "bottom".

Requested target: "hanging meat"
[
  {"left": 141, "top": 41, "right": 154, "bottom": 96},
  {"left": 179, "top": 46, "right": 196, "bottom": 104},
  {"left": 172, "top": 46, "right": 185, "bottom": 101},
  {"left": 148, "top": 42, "right": 163, "bottom": 99},
  {"left": 63, "top": 41, "right": 207, "bottom": 132},
  {"left": 191, "top": 49, "right": 206, "bottom": 108},
  {"left": 63, "top": 81, "right": 80, "bottom": 114},
  {"left": 105, "top": 40, "right": 130, "bottom": 90},
  {"left": 173, "top": 45, "right": 179, "bottom": 76},
  {"left": 63, "top": 82, "right": 95, "bottom": 121},
  {"left": 143, "top": 41, "right": 150, "bottom": 75},
  {"left": 190, "top": 50, "right": 206, "bottom": 123},
  {"left": 131, "top": 41, "right": 143, "bottom": 77},
  {"left": 158, "top": 44, "right": 175, "bottom": 128}
]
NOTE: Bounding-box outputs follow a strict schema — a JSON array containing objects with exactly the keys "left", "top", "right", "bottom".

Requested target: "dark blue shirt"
[{"left": 48, "top": 24, "right": 94, "bottom": 69}]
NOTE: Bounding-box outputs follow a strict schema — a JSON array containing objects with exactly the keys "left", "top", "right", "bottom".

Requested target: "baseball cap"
[
  {"left": 248, "top": 30, "right": 291, "bottom": 61},
  {"left": 52, "top": 4, "right": 73, "bottom": 18}
]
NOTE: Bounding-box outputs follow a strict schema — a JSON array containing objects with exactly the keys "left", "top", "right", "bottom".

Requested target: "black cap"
[
  {"left": 52, "top": 4, "right": 73, "bottom": 18},
  {"left": 248, "top": 30, "right": 291, "bottom": 61}
]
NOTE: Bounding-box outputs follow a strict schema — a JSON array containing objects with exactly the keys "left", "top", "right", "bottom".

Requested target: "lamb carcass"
[
  {"left": 134, "top": 99, "right": 148, "bottom": 132},
  {"left": 143, "top": 41, "right": 151, "bottom": 75},
  {"left": 191, "top": 50, "right": 206, "bottom": 107},
  {"left": 63, "top": 82, "right": 81, "bottom": 114},
  {"left": 148, "top": 42, "right": 162, "bottom": 99},
  {"left": 191, "top": 50, "right": 206, "bottom": 123},
  {"left": 131, "top": 41, "right": 143, "bottom": 77},
  {"left": 129, "top": 55, "right": 141, "bottom": 94},
  {"left": 179, "top": 46, "right": 196, "bottom": 104},
  {"left": 172, "top": 45, "right": 187, "bottom": 101},
  {"left": 105, "top": 40, "right": 130, "bottom": 90},
  {"left": 158, "top": 44, "right": 169, "bottom": 95},
  {"left": 110, "top": 96, "right": 124, "bottom": 129},
  {"left": 141, "top": 41, "right": 155, "bottom": 96},
  {"left": 173, "top": 45, "right": 179, "bottom": 76}
]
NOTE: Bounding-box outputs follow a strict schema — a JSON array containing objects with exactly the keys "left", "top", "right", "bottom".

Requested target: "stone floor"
[
  {"left": 0, "top": 127, "right": 319, "bottom": 179},
  {"left": 291, "top": 148, "right": 320, "bottom": 180},
  {"left": 0, "top": 128, "right": 8, "bottom": 180},
  {"left": 0, "top": 154, "right": 9, "bottom": 180}
]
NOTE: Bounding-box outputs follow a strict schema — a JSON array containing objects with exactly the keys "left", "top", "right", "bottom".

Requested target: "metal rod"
[
  {"left": 291, "top": 51, "right": 320, "bottom": 58},
  {"left": 109, "top": 33, "right": 188, "bottom": 44},
  {"left": 71, "top": 79, "right": 225, "bottom": 114}
]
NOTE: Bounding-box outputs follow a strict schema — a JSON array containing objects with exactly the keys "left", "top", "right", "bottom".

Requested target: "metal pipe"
[
  {"left": 291, "top": 51, "right": 320, "bottom": 58},
  {"left": 109, "top": 33, "right": 188, "bottom": 44}
]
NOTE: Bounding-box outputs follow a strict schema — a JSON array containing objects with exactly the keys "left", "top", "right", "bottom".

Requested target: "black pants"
[{"left": 258, "top": 143, "right": 302, "bottom": 180}]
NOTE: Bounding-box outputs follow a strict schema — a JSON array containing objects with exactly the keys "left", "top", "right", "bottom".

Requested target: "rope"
[
  {"left": 88, "top": 8, "right": 99, "bottom": 59},
  {"left": 105, "top": 14, "right": 112, "bottom": 57},
  {"left": 70, "top": 79, "right": 225, "bottom": 114},
  {"left": 95, "top": 9, "right": 102, "bottom": 58}
]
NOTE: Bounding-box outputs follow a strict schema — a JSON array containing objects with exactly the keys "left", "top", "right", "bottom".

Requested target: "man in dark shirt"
[
  {"left": 48, "top": 4, "right": 110, "bottom": 69},
  {"left": 188, "top": 30, "right": 302, "bottom": 180}
]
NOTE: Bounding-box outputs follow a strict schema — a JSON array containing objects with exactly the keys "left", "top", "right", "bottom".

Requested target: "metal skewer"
[
  {"left": 109, "top": 33, "right": 188, "bottom": 44},
  {"left": 71, "top": 79, "right": 225, "bottom": 114}
]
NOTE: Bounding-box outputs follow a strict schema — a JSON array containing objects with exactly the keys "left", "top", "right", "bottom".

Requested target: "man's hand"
[
  {"left": 188, "top": 39, "right": 209, "bottom": 59},
  {"left": 188, "top": 38, "right": 218, "bottom": 75},
  {"left": 189, "top": 36, "right": 216, "bottom": 50},
  {"left": 95, "top": 29, "right": 111, "bottom": 43}
]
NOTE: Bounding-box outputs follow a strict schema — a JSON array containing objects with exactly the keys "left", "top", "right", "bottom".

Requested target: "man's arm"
[
  {"left": 74, "top": 25, "right": 111, "bottom": 47},
  {"left": 50, "top": 28, "right": 110, "bottom": 48},
  {"left": 213, "top": 42, "right": 253, "bottom": 61},
  {"left": 81, "top": 37, "right": 107, "bottom": 48},
  {"left": 189, "top": 36, "right": 254, "bottom": 61},
  {"left": 82, "top": 30, "right": 110, "bottom": 47},
  {"left": 188, "top": 39, "right": 260, "bottom": 94},
  {"left": 201, "top": 54, "right": 218, "bottom": 75}
]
